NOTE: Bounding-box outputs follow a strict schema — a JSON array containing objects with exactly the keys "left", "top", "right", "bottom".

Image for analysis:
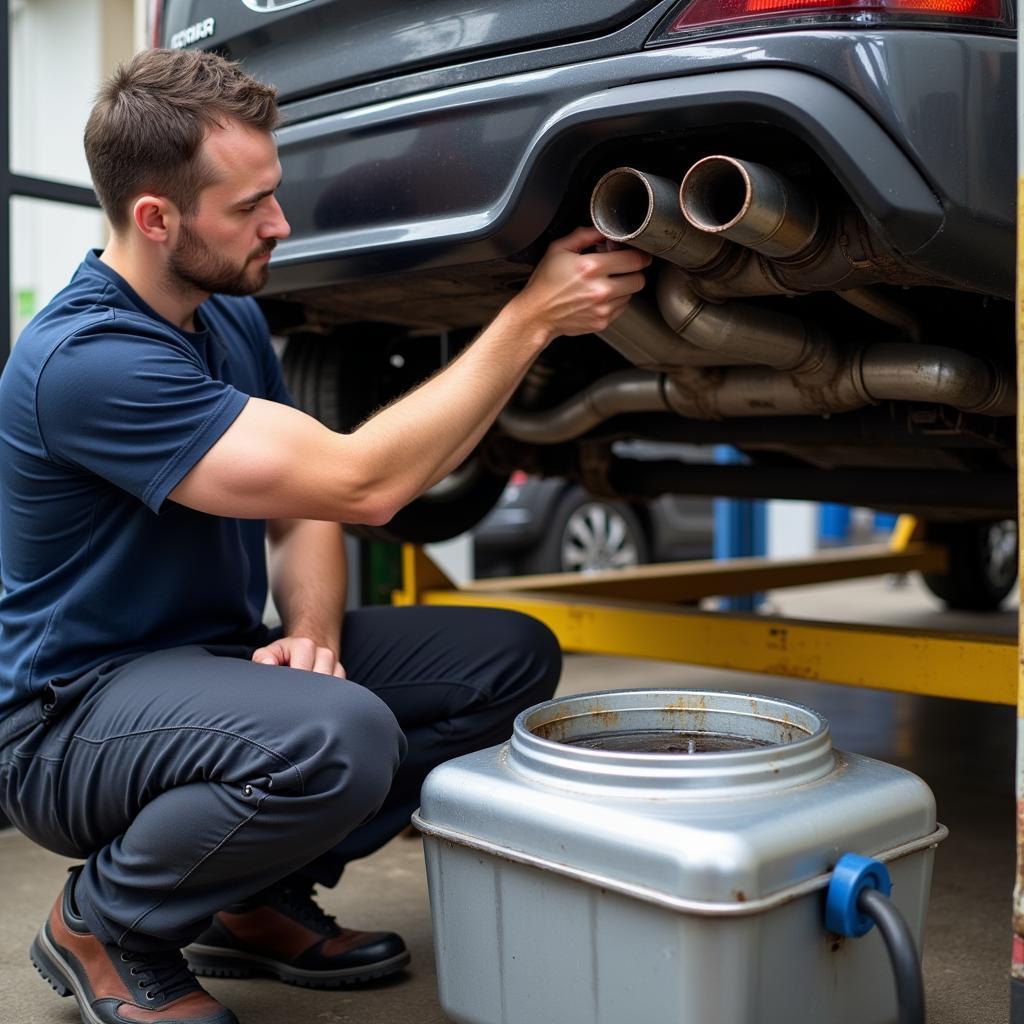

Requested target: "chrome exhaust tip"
[
  {"left": 590, "top": 166, "right": 665, "bottom": 244},
  {"left": 590, "top": 166, "right": 726, "bottom": 270},
  {"left": 680, "top": 155, "right": 819, "bottom": 260}
]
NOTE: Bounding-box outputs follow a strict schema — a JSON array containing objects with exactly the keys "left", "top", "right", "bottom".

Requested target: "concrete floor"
[{"left": 0, "top": 574, "right": 1015, "bottom": 1024}]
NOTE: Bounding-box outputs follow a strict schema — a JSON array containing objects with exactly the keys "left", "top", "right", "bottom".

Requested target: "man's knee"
[
  {"left": 288, "top": 681, "right": 406, "bottom": 818},
  {"left": 485, "top": 610, "right": 562, "bottom": 705}
]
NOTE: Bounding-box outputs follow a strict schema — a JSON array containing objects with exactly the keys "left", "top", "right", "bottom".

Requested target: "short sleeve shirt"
[{"left": 0, "top": 250, "right": 294, "bottom": 712}]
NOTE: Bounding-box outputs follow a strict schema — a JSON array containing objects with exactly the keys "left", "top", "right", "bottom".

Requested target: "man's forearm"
[
  {"left": 352, "top": 302, "right": 549, "bottom": 508},
  {"left": 268, "top": 518, "right": 347, "bottom": 653}
]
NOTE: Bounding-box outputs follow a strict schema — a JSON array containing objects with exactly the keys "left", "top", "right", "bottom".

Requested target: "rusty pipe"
[
  {"left": 590, "top": 167, "right": 728, "bottom": 272},
  {"left": 498, "top": 341, "right": 1014, "bottom": 443},
  {"left": 680, "top": 155, "right": 820, "bottom": 259},
  {"left": 598, "top": 298, "right": 752, "bottom": 371},
  {"left": 663, "top": 363, "right": 867, "bottom": 420},
  {"left": 498, "top": 277, "right": 1014, "bottom": 443},
  {"left": 498, "top": 355, "right": 871, "bottom": 440},
  {"left": 497, "top": 363, "right": 857, "bottom": 442},
  {"left": 498, "top": 369, "right": 666, "bottom": 443},
  {"left": 861, "top": 343, "right": 1015, "bottom": 417},
  {"left": 655, "top": 265, "right": 829, "bottom": 374},
  {"left": 655, "top": 265, "right": 1013, "bottom": 416},
  {"left": 676, "top": 155, "right": 924, "bottom": 296}
]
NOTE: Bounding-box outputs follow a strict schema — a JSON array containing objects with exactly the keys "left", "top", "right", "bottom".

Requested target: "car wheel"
[
  {"left": 524, "top": 489, "right": 650, "bottom": 575},
  {"left": 282, "top": 333, "right": 508, "bottom": 543},
  {"left": 920, "top": 520, "right": 1018, "bottom": 611}
]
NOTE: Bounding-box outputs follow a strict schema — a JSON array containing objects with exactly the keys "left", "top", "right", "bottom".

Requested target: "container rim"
[{"left": 509, "top": 688, "right": 834, "bottom": 793}]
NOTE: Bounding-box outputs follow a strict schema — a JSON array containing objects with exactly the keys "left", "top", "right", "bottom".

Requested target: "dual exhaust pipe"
[
  {"left": 590, "top": 157, "right": 915, "bottom": 297},
  {"left": 591, "top": 157, "right": 816, "bottom": 265}
]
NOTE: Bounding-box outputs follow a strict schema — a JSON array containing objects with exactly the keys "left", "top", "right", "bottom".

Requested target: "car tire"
[
  {"left": 920, "top": 520, "right": 1018, "bottom": 611},
  {"left": 282, "top": 333, "right": 508, "bottom": 544},
  {"left": 523, "top": 488, "right": 650, "bottom": 575}
]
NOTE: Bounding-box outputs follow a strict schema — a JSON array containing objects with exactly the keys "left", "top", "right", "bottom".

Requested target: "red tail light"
[
  {"left": 654, "top": 0, "right": 1010, "bottom": 40},
  {"left": 148, "top": 0, "right": 164, "bottom": 48}
]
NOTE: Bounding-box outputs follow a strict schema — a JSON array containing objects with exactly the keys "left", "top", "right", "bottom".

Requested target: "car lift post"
[{"left": 1010, "top": 13, "right": 1024, "bottom": 1016}]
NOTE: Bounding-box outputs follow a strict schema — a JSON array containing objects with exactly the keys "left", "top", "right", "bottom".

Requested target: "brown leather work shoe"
[
  {"left": 185, "top": 881, "right": 409, "bottom": 988},
  {"left": 30, "top": 868, "right": 238, "bottom": 1024}
]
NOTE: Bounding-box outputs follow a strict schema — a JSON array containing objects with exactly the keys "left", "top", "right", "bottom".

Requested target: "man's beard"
[{"left": 168, "top": 220, "right": 275, "bottom": 297}]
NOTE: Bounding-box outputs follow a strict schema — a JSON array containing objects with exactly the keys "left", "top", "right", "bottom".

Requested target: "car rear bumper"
[{"left": 269, "top": 28, "right": 1014, "bottom": 298}]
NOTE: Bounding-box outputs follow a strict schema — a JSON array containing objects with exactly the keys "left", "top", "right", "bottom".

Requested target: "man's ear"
[{"left": 131, "top": 194, "right": 177, "bottom": 243}]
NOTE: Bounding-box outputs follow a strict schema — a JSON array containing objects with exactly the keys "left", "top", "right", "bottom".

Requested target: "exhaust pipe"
[
  {"left": 498, "top": 369, "right": 666, "bottom": 443},
  {"left": 653, "top": 267, "right": 1015, "bottom": 417},
  {"left": 859, "top": 344, "right": 1013, "bottom": 417},
  {"left": 590, "top": 161, "right": 924, "bottom": 301},
  {"left": 679, "top": 155, "right": 819, "bottom": 259},
  {"left": 590, "top": 167, "right": 728, "bottom": 272},
  {"left": 498, "top": 273, "right": 1014, "bottom": 443},
  {"left": 654, "top": 266, "right": 828, "bottom": 374},
  {"left": 598, "top": 299, "right": 752, "bottom": 371},
  {"left": 677, "top": 155, "right": 925, "bottom": 295}
]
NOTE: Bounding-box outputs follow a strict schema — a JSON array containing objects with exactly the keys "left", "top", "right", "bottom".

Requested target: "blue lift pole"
[
  {"left": 820, "top": 504, "right": 852, "bottom": 545},
  {"left": 713, "top": 447, "right": 766, "bottom": 612}
]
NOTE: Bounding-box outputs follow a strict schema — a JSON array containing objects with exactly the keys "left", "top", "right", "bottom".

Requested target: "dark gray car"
[{"left": 156, "top": 0, "right": 1018, "bottom": 606}]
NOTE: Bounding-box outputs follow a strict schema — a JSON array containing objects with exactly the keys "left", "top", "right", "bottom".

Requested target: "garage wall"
[{"left": 8, "top": 0, "right": 140, "bottom": 342}]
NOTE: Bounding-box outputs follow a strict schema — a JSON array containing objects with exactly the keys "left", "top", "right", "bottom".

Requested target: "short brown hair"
[{"left": 84, "top": 48, "right": 280, "bottom": 231}]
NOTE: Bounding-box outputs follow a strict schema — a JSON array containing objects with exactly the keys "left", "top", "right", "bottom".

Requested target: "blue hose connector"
[{"left": 825, "top": 853, "right": 893, "bottom": 938}]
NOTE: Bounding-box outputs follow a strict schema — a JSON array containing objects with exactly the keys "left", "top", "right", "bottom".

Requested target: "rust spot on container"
[
  {"left": 589, "top": 710, "right": 622, "bottom": 730},
  {"left": 532, "top": 701, "right": 621, "bottom": 742},
  {"left": 664, "top": 697, "right": 692, "bottom": 711}
]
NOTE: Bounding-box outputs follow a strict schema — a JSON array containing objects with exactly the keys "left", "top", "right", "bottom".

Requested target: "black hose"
[{"left": 858, "top": 887, "right": 926, "bottom": 1024}]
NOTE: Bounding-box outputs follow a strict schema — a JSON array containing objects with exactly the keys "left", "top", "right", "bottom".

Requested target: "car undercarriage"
[{"left": 275, "top": 133, "right": 1016, "bottom": 542}]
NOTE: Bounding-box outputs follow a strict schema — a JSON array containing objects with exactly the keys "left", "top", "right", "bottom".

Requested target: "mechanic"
[{"left": 0, "top": 47, "right": 649, "bottom": 1024}]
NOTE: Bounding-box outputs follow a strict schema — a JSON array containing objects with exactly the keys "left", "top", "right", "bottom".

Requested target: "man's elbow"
[
  {"left": 359, "top": 505, "right": 398, "bottom": 528},
  {"left": 328, "top": 465, "right": 409, "bottom": 527},
  {"left": 345, "top": 487, "right": 408, "bottom": 528}
]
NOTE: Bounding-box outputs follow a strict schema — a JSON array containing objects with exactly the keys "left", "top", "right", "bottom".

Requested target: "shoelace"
[
  {"left": 272, "top": 883, "right": 340, "bottom": 935},
  {"left": 118, "top": 949, "right": 199, "bottom": 1004}
]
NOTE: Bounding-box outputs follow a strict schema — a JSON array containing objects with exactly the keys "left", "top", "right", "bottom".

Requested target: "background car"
[
  {"left": 157, "top": 0, "right": 1017, "bottom": 597},
  {"left": 473, "top": 473, "right": 714, "bottom": 578}
]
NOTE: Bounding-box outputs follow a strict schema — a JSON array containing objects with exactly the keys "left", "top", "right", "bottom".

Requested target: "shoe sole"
[
  {"left": 29, "top": 926, "right": 104, "bottom": 1024},
  {"left": 185, "top": 943, "right": 411, "bottom": 989}
]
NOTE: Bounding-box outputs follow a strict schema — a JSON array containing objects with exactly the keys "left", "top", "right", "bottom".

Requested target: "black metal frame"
[{"left": 0, "top": 0, "right": 100, "bottom": 368}]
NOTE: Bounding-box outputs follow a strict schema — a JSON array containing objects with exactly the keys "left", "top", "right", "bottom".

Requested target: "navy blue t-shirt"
[{"left": 0, "top": 250, "right": 294, "bottom": 713}]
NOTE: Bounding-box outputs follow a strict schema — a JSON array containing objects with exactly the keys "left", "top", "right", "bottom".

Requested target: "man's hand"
[
  {"left": 508, "top": 226, "right": 651, "bottom": 342},
  {"left": 252, "top": 636, "right": 346, "bottom": 678}
]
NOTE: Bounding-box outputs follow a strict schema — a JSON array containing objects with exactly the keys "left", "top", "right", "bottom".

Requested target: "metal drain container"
[{"left": 413, "top": 689, "right": 945, "bottom": 1024}]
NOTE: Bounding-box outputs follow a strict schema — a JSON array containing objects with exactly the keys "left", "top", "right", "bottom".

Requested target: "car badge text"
[{"left": 170, "top": 17, "right": 216, "bottom": 49}]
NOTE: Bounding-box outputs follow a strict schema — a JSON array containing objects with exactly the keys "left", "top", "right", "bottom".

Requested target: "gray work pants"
[{"left": 0, "top": 606, "right": 561, "bottom": 952}]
